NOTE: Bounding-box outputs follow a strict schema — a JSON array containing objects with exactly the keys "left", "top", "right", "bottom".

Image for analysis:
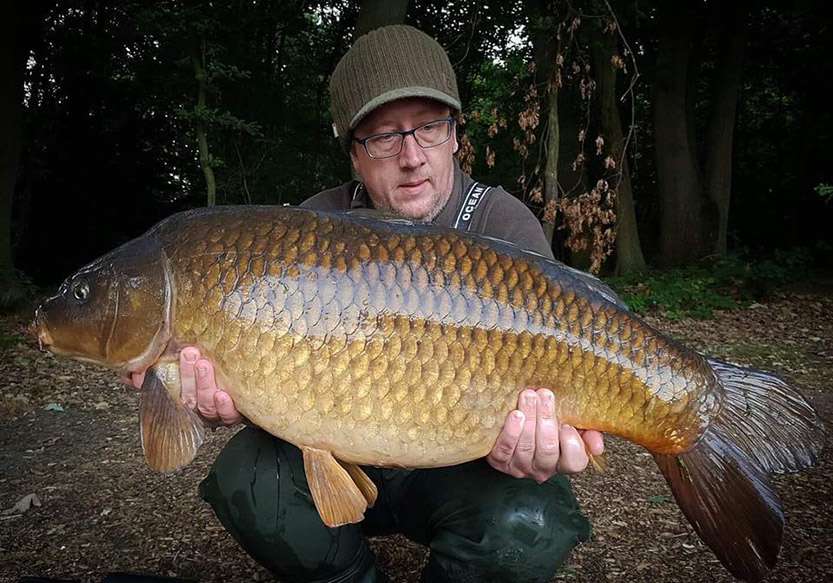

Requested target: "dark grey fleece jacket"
[{"left": 301, "top": 161, "right": 554, "bottom": 260}]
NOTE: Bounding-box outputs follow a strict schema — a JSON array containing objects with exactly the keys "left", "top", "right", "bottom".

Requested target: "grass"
[
  {"left": 604, "top": 246, "right": 822, "bottom": 320},
  {"left": 0, "top": 331, "right": 25, "bottom": 348}
]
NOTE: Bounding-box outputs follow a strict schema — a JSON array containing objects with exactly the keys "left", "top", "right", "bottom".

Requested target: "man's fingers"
[
  {"left": 508, "top": 390, "right": 538, "bottom": 474},
  {"left": 579, "top": 429, "right": 605, "bottom": 457},
  {"left": 556, "top": 424, "right": 589, "bottom": 474},
  {"left": 487, "top": 410, "right": 524, "bottom": 469},
  {"left": 531, "top": 389, "right": 560, "bottom": 481},
  {"left": 179, "top": 347, "right": 200, "bottom": 409},
  {"left": 130, "top": 371, "right": 145, "bottom": 390},
  {"left": 215, "top": 391, "right": 244, "bottom": 425},
  {"left": 490, "top": 411, "right": 525, "bottom": 464},
  {"left": 194, "top": 358, "right": 218, "bottom": 419},
  {"left": 123, "top": 346, "right": 241, "bottom": 427}
]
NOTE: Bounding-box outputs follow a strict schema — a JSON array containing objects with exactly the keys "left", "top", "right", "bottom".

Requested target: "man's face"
[{"left": 350, "top": 97, "right": 458, "bottom": 221}]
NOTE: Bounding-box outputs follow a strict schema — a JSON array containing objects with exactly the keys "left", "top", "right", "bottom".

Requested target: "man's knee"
[
  {"left": 198, "top": 428, "right": 373, "bottom": 581},
  {"left": 198, "top": 428, "right": 296, "bottom": 570},
  {"left": 494, "top": 484, "right": 589, "bottom": 564},
  {"left": 199, "top": 427, "right": 292, "bottom": 517},
  {"left": 428, "top": 474, "right": 590, "bottom": 583}
]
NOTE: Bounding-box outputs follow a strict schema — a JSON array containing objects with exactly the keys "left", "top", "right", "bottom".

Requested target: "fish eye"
[{"left": 71, "top": 279, "right": 90, "bottom": 302}]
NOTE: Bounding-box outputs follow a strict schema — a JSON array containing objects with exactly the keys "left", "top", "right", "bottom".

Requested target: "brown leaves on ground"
[{"left": 1, "top": 285, "right": 831, "bottom": 582}]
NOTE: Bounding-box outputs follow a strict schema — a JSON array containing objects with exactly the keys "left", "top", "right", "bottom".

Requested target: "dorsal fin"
[
  {"left": 463, "top": 230, "right": 630, "bottom": 311},
  {"left": 341, "top": 207, "right": 629, "bottom": 311},
  {"left": 343, "top": 208, "right": 419, "bottom": 225},
  {"left": 550, "top": 261, "right": 629, "bottom": 311}
]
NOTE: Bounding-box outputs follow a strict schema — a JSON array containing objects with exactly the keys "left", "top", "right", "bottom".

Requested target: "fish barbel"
[{"left": 33, "top": 206, "right": 824, "bottom": 582}]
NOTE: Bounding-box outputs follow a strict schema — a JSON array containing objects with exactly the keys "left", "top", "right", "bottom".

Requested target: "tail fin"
[
  {"left": 653, "top": 358, "right": 825, "bottom": 582},
  {"left": 706, "top": 358, "right": 825, "bottom": 472}
]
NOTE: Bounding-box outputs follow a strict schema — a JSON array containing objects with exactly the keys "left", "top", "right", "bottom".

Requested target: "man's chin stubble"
[
  {"left": 376, "top": 191, "right": 449, "bottom": 222},
  {"left": 410, "top": 184, "right": 451, "bottom": 222}
]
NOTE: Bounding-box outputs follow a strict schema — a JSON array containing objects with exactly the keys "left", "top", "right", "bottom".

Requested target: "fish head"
[{"left": 32, "top": 235, "right": 171, "bottom": 373}]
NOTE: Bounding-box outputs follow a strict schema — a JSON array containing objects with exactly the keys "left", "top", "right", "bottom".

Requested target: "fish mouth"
[{"left": 31, "top": 305, "right": 53, "bottom": 351}]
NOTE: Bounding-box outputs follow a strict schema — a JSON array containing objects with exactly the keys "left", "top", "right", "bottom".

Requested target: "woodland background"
[
  {"left": 2, "top": 2, "right": 833, "bottom": 582},
  {"left": 1, "top": 0, "right": 832, "bottom": 305}
]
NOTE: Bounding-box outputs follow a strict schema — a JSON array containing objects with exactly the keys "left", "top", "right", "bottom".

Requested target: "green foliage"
[
  {"left": 0, "top": 332, "right": 25, "bottom": 348},
  {"left": 605, "top": 248, "right": 816, "bottom": 320},
  {"left": 460, "top": 54, "right": 534, "bottom": 190},
  {"left": 175, "top": 106, "right": 263, "bottom": 137},
  {"left": 815, "top": 183, "right": 833, "bottom": 203},
  {"left": 207, "top": 61, "right": 252, "bottom": 84},
  {"left": 0, "top": 267, "right": 37, "bottom": 310}
]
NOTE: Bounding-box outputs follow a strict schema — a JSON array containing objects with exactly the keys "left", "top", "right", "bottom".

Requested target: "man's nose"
[{"left": 399, "top": 134, "right": 426, "bottom": 167}]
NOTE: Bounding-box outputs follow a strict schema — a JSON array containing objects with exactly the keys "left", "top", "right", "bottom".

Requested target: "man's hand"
[
  {"left": 487, "top": 388, "right": 604, "bottom": 482},
  {"left": 124, "top": 347, "right": 243, "bottom": 427}
]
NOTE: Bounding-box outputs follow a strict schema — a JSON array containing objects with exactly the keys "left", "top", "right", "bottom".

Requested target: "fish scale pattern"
[{"left": 160, "top": 206, "right": 718, "bottom": 466}]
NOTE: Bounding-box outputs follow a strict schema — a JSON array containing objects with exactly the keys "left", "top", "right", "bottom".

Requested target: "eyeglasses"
[{"left": 353, "top": 117, "right": 455, "bottom": 159}]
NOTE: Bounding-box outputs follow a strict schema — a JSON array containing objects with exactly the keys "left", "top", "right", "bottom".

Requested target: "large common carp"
[{"left": 33, "top": 206, "right": 823, "bottom": 582}]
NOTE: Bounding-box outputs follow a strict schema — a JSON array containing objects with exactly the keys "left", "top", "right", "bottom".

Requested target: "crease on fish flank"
[{"left": 103, "top": 285, "right": 120, "bottom": 361}]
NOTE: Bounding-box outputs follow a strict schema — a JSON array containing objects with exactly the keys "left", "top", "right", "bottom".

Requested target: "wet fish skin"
[
  {"left": 33, "top": 205, "right": 824, "bottom": 582},
  {"left": 156, "top": 207, "right": 715, "bottom": 466}
]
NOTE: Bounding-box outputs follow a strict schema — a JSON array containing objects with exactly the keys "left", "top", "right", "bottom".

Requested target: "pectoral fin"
[
  {"left": 302, "top": 446, "right": 371, "bottom": 527},
  {"left": 139, "top": 367, "right": 204, "bottom": 472}
]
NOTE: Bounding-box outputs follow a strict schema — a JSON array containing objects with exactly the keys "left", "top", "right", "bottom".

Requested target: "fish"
[{"left": 32, "top": 205, "right": 824, "bottom": 582}]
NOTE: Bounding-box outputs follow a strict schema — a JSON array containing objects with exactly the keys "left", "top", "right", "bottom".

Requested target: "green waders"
[{"left": 199, "top": 428, "right": 591, "bottom": 583}]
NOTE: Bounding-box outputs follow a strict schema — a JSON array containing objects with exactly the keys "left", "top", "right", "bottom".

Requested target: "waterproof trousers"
[{"left": 199, "top": 428, "right": 591, "bottom": 583}]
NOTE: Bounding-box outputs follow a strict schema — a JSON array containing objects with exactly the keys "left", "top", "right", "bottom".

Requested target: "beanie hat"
[{"left": 329, "top": 25, "right": 461, "bottom": 147}]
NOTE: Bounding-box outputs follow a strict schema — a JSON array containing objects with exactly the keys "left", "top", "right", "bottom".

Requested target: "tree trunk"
[
  {"left": 705, "top": 0, "right": 748, "bottom": 255},
  {"left": 188, "top": 31, "right": 217, "bottom": 207},
  {"left": 594, "top": 25, "right": 646, "bottom": 275},
  {"left": 527, "top": 0, "right": 561, "bottom": 248},
  {"left": 354, "top": 0, "right": 408, "bottom": 40},
  {"left": 0, "top": 2, "right": 46, "bottom": 306},
  {"left": 541, "top": 77, "right": 560, "bottom": 246},
  {"left": 654, "top": 1, "right": 710, "bottom": 267}
]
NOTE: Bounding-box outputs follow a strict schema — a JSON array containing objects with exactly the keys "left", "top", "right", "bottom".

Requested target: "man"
[{"left": 136, "top": 25, "right": 604, "bottom": 583}]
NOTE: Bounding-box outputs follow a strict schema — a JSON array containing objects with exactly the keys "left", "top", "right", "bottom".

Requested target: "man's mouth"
[{"left": 400, "top": 179, "right": 428, "bottom": 189}]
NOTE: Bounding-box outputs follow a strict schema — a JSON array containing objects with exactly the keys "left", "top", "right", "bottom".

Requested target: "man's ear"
[
  {"left": 349, "top": 146, "right": 365, "bottom": 182},
  {"left": 452, "top": 138, "right": 459, "bottom": 155},
  {"left": 349, "top": 145, "right": 361, "bottom": 174}
]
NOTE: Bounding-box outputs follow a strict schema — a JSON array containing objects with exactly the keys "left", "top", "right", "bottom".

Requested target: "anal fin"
[
  {"left": 338, "top": 460, "right": 378, "bottom": 507},
  {"left": 302, "top": 446, "right": 371, "bottom": 527},
  {"left": 139, "top": 367, "right": 204, "bottom": 472}
]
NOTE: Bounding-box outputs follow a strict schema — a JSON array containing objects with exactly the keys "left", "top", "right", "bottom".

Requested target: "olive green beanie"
[{"left": 329, "top": 25, "right": 461, "bottom": 147}]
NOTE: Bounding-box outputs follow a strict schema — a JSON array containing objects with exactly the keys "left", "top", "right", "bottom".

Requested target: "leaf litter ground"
[{"left": 1, "top": 285, "right": 831, "bottom": 582}]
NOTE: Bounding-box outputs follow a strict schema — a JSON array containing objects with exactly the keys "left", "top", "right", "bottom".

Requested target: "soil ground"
[{"left": 1, "top": 285, "right": 831, "bottom": 583}]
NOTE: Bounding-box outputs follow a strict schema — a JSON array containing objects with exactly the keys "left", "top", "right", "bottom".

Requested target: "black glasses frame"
[{"left": 353, "top": 117, "right": 456, "bottom": 159}]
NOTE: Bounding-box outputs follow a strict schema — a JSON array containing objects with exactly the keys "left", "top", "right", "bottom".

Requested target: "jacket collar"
[{"left": 353, "top": 159, "right": 472, "bottom": 226}]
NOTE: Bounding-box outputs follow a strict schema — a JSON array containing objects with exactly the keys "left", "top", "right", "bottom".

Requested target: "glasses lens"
[
  {"left": 365, "top": 134, "right": 402, "bottom": 158},
  {"left": 362, "top": 119, "right": 454, "bottom": 159},
  {"left": 415, "top": 120, "right": 452, "bottom": 148}
]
